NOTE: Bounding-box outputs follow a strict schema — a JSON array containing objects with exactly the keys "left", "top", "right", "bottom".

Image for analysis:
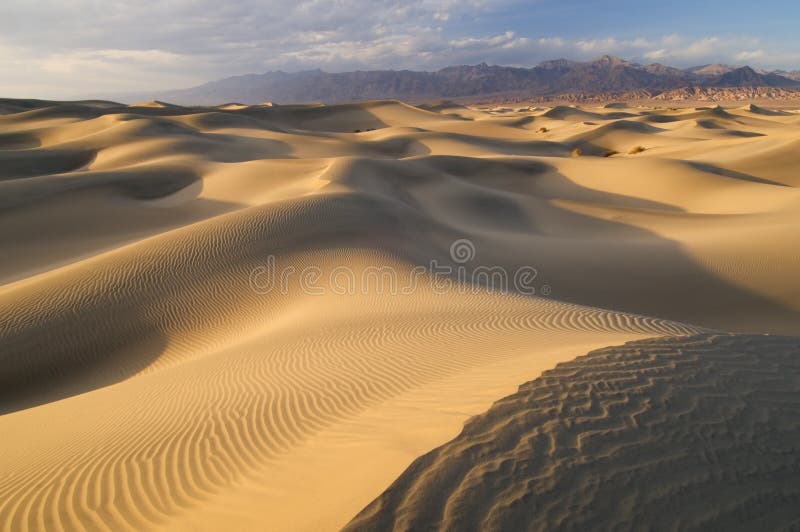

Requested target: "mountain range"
[{"left": 132, "top": 55, "right": 800, "bottom": 105}]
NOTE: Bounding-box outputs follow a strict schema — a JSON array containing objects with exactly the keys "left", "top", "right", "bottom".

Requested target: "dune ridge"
[{"left": 1, "top": 97, "right": 799, "bottom": 530}]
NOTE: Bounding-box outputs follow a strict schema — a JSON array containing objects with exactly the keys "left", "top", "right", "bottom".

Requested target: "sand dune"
[
  {"left": 1, "top": 98, "right": 799, "bottom": 530},
  {"left": 347, "top": 333, "right": 800, "bottom": 531},
  {"left": 747, "top": 103, "right": 792, "bottom": 116}
]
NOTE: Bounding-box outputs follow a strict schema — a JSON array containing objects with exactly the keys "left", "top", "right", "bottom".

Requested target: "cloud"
[
  {"left": 574, "top": 38, "right": 649, "bottom": 54},
  {"left": 644, "top": 49, "right": 668, "bottom": 60},
  {"left": 40, "top": 49, "right": 183, "bottom": 74},
  {"left": 0, "top": 0, "right": 797, "bottom": 98},
  {"left": 736, "top": 50, "right": 767, "bottom": 61}
]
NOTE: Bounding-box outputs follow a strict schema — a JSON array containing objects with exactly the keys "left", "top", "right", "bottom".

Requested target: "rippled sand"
[{"left": 1, "top": 98, "right": 799, "bottom": 530}]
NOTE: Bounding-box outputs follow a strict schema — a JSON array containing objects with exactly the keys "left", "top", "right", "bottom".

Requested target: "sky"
[{"left": 1, "top": 0, "right": 799, "bottom": 98}]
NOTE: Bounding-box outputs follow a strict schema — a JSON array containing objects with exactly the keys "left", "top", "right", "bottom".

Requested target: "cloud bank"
[{"left": 0, "top": 0, "right": 798, "bottom": 98}]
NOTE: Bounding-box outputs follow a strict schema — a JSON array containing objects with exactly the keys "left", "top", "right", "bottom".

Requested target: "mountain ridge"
[{"left": 122, "top": 55, "right": 800, "bottom": 105}]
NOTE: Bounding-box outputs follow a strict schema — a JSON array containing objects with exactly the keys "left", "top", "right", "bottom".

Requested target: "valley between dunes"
[{"left": 1, "top": 97, "right": 799, "bottom": 531}]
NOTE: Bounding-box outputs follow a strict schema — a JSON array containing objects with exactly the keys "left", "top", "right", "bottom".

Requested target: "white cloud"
[
  {"left": 40, "top": 49, "right": 183, "bottom": 74},
  {"left": 736, "top": 50, "right": 766, "bottom": 61},
  {"left": 644, "top": 49, "right": 668, "bottom": 60},
  {"left": 0, "top": 0, "right": 797, "bottom": 98},
  {"left": 537, "top": 37, "right": 564, "bottom": 47}
]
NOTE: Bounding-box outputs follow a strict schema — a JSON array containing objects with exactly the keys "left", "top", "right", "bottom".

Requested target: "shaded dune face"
[
  {"left": 1, "top": 98, "right": 800, "bottom": 530},
  {"left": 346, "top": 334, "right": 800, "bottom": 532},
  {"left": 0, "top": 148, "right": 96, "bottom": 180}
]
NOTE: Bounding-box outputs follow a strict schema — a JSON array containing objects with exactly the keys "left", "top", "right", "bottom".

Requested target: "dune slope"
[
  {"left": 347, "top": 333, "right": 800, "bottom": 532},
  {"left": 1, "top": 98, "right": 799, "bottom": 530}
]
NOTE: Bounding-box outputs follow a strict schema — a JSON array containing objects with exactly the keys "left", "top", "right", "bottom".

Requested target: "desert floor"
[{"left": 1, "top": 98, "right": 799, "bottom": 530}]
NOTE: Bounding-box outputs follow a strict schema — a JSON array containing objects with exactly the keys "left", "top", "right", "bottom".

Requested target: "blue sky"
[
  {"left": 476, "top": 0, "right": 800, "bottom": 42},
  {"left": 1, "top": 0, "right": 798, "bottom": 98}
]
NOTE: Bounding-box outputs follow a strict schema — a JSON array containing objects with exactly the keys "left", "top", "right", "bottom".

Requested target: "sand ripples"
[
  {"left": 2, "top": 98, "right": 799, "bottom": 530},
  {"left": 0, "top": 295, "right": 703, "bottom": 531},
  {"left": 347, "top": 333, "right": 800, "bottom": 531}
]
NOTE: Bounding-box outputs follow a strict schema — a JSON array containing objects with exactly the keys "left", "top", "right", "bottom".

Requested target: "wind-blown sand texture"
[
  {"left": 1, "top": 98, "right": 799, "bottom": 530},
  {"left": 346, "top": 334, "right": 800, "bottom": 532}
]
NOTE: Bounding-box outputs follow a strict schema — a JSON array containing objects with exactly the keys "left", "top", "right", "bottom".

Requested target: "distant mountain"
[
  {"left": 711, "top": 66, "right": 800, "bottom": 88},
  {"left": 129, "top": 56, "right": 800, "bottom": 105}
]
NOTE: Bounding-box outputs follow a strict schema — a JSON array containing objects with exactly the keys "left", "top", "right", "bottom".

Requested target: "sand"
[
  {"left": 347, "top": 334, "right": 800, "bottom": 531},
  {"left": 1, "top": 98, "right": 799, "bottom": 530}
]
